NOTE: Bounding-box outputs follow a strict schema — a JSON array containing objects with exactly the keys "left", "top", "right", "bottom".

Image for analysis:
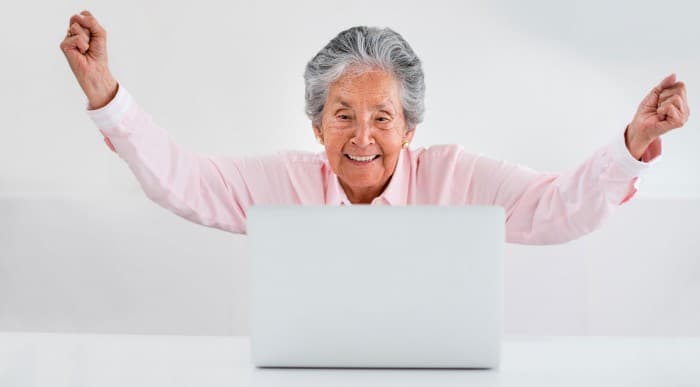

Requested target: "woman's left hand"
[{"left": 626, "top": 73, "right": 690, "bottom": 160}]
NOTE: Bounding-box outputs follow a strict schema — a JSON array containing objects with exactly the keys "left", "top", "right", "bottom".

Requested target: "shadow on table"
[{"left": 249, "top": 366, "right": 500, "bottom": 386}]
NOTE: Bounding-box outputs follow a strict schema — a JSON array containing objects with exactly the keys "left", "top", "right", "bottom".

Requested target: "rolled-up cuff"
[
  {"left": 86, "top": 83, "right": 133, "bottom": 130},
  {"left": 609, "top": 127, "right": 659, "bottom": 177}
]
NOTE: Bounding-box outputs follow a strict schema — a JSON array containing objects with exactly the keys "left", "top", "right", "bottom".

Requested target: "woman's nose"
[{"left": 351, "top": 121, "right": 375, "bottom": 146}]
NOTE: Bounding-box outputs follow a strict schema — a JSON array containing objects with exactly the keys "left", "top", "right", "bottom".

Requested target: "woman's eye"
[
  {"left": 337, "top": 115, "right": 350, "bottom": 120},
  {"left": 376, "top": 117, "right": 390, "bottom": 122}
]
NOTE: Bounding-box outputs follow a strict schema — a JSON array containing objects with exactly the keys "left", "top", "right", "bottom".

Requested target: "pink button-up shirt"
[{"left": 88, "top": 84, "right": 659, "bottom": 244}]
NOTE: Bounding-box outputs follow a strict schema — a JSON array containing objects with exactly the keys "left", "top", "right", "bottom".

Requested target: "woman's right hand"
[{"left": 60, "top": 10, "right": 118, "bottom": 110}]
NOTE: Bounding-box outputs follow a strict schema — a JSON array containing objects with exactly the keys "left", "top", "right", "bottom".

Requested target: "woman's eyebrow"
[
  {"left": 333, "top": 100, "right": 395, "bottom": 112},
  {"left": 374, "top": 102, "right": 396, "bottom": 114},
  {"left": 328, "top": 100, "right": 352, "bottom": 109}
]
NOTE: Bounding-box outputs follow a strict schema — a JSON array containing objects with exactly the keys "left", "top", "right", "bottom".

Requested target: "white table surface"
[{"left": 1, "top": 332, "right": 698, "bottom": 387}]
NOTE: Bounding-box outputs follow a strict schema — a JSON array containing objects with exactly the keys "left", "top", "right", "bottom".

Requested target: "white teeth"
[{"left": 347, "top": 154, "right": 377, "bottom": 162}]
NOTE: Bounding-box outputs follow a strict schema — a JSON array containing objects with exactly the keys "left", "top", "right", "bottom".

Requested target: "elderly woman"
[{"left": 61, "top": 11, "right": 689, "bottom": 244}]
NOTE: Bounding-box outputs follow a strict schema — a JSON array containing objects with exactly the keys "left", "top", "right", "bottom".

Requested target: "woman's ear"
[
  {"left": 313, "top": 124, "right": 324, "bottom": 145},
  {"left": 404, "top": 128, "right": 416, "bottom": 144}
]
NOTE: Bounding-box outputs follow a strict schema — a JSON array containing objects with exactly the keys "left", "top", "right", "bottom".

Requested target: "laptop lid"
[{"left": 247, "top": 206, "right": 504, "bottom": 368}]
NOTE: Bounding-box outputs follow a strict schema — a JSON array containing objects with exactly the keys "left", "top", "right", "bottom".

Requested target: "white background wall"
[{"left": 1, "top": 0, "right": 698, "bottom": 336}]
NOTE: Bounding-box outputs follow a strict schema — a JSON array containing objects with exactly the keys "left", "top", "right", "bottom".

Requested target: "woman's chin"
[
  {"left": 342, "top": 167, "right": 381, "bottom": 180},
  {"left": 340, "top": 171, "right": 384, "bottom": 188}
]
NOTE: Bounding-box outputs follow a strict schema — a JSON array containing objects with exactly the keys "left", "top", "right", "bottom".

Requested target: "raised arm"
[
  {"left": 467, "top": 74, "right": 689, "bottom": 245},
  {"left": 59, "top": 11, "right": 298, "bottom": 234},
  {"left": 86, "top": 86, "right": 259, "bottom": 233},
  {"left": 466, "top": 134, "right": 650, "bottom": 245}
]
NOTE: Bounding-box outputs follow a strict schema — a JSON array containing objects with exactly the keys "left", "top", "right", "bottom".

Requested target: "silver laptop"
[{"left": 247, "top": 206, "right": 504, "bottom": 369}]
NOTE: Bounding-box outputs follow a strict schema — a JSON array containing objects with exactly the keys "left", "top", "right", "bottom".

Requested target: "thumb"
[
  {"left": 638, "top": 73, "right": 677, "bottom": 110},
  {"left": 60, "top": 34, "right": 88, "bottom": 70},
  {"left": 657, "top": 73, "right": 677, "bottom": 90}
]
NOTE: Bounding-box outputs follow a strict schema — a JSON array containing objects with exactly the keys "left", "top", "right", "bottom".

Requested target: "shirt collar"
[
  {"left": 324, "top": 148, "right": 409, "bottom": 206},
  {"left": 325, "top": 173, "right": 351, "bottom": 206}
]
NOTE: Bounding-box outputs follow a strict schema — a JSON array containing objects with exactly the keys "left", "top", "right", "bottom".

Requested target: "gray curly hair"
[{"left": 304, "top": 26, "right": 425, "bottom": 131}]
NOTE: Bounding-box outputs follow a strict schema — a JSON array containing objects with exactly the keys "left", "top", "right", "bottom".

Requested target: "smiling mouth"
[{"left": 345, "top": 154, "right": 381, "bottom": 163}]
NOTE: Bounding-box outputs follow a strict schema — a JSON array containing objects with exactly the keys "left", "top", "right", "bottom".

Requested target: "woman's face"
[{"left": 314, "top": 68, "right": 415, "bottom": 202}]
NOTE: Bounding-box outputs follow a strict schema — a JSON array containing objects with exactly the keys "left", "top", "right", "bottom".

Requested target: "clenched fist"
[
  {"left": 60, "top": 10, "right": 117, "bottom": 109},
  {"left": 626, "top": 74, "right": 690, "bottom": 161}
]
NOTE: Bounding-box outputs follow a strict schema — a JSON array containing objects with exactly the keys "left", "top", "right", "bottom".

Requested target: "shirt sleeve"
[
  {"left": 466, "top": 130, "right": 660, "bottom": 245},
  {"left": 86, "top": 84, "right": 286, "bottom": 235}
]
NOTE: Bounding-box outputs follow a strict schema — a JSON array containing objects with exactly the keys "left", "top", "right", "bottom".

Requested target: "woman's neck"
[{"left": 339, "top": 176, "right": 393, "bottom": 204}]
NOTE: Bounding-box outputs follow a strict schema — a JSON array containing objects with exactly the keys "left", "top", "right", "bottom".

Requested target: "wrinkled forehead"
[{"left": 327, "top": 68, "right": 401, "bottom": 110}]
